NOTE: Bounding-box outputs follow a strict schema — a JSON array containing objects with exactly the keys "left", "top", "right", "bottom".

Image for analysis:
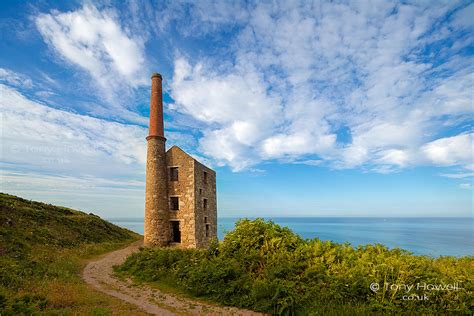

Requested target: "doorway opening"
[{"left": 170, "top": 221, "right": 181, "bottom": 243}]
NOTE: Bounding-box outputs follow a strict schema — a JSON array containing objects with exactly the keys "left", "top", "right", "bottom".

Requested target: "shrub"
[{"left": 117, "top": 219, "right": 474, "bottom": 315}]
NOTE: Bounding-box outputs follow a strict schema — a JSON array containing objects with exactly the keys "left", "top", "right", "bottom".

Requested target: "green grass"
[
  {"left": 0, "top": 193, "right": 146, "bottom": 315},
  {"left": 117, "top": 218, "right": 474, "bottom": 315}
]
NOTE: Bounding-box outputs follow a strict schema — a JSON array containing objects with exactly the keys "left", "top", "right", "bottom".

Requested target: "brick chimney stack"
[
  {"left": 147, "top": 73, "right": 165, "bottom": 139},
  {"left": 144, "top": 72, "right": 169, "bottom": 246}
]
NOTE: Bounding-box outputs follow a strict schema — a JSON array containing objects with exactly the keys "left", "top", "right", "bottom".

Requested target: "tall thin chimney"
[
  {"left": 148, "top": 73, "right": 164, "bottom": 138},
  {"left": 144, "top": 72, "right": 169, "bottom": 246}
]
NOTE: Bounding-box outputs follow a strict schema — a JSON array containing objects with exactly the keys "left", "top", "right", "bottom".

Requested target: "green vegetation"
[
  {"left": 118, "top": 218, "right": 474, "bottom": 315},
  {"left": 0, "top": 193, "right": 144, "bottom": 315}
]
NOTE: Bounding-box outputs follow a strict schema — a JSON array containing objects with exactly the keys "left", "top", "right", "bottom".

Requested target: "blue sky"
[{"left": 1, "top": 0, "right": 472, "bottom": 217}]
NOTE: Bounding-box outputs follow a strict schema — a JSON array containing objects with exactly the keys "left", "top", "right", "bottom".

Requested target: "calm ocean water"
[{"left": 107, "top": 217, "right": 473, "bottom": 257}]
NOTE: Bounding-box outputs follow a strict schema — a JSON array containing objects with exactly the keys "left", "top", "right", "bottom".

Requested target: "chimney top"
[
  {"left": 151, "top": 72, "right": 163, "bottom": 80},
  {"left": 147, "top": 71, "right": 165, "bottom": 140}
]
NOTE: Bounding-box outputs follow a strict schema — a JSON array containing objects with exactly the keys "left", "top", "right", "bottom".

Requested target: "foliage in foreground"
[
  {"left": 118, "top": 218, "right": 474, "bottom": 315},
  {"left": 0, "top": 193, "right": 144, "bottom": 315}
]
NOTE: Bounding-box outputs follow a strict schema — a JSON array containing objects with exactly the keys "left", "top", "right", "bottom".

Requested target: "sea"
[{"left": 107, "top": 217, "right": 473, "bottom": 257}]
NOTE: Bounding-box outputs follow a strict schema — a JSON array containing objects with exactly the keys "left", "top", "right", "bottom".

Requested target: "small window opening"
[
  {"left": 204, "top": 216, "right": 208, "bottom": 223},
  {"left": 205, "top": 224, "right": 210, "bottom": 237},
  {"left": 170, "top": 167, "right": 178, "bottom": 181},
  {"left": 203, "top": 198, "right": 208, "bottom": 211},
  {"left": 170, "top": 197, "right": 179, "bottom": 210},
  {"left": 199, "top": 188, "right": 202, "bottom": 195},
  {"left": 203, "top": 171, "right": 208, "bottom": 184}
]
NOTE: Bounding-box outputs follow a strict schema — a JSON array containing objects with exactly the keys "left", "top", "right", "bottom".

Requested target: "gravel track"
[{"left": 82, "top": 240, "right": 263, "bottom": 316}]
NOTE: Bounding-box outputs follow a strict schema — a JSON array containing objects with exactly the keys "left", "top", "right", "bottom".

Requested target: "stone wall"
[
  {"left": 194, "top": 160, "right": 217, "bottom": 248},
  {"left": 144, "top": 136, "right": 169, "bottom": 246},
  {"left": 166, "top": 146, "right": 197, "bottom": 248},
  {"left": 145, "top": 144, "right": 216, "bottom": 249}
]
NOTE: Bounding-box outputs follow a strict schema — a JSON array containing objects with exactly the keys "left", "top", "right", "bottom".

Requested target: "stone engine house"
[{"left": 144, "top": 72, "right": 217, "bottom": 248}]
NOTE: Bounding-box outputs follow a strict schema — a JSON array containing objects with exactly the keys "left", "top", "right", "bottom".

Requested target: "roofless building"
[{"left": 144, "top": 73, "right": 217, "bottom": 248}]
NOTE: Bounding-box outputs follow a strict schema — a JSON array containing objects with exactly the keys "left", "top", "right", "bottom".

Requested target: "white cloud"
[
  {"left": 1, "top": 89, "right": 147, "bottom": 216},
  {"left": 451, "top": 3, "right": 474, "bottom": 30},
  {"left": 171, "top": 58, "right": 279, "bottom": 125},
  {"left": 170, "top": 58, "right": 281, "bottom": 170},
  {"left": 25, "top": 1, "right": 474, "bottom": 175},
  {"left": 421, "top": 133, "right": 473, "bottom": 168},
  {"left": 1, "top": 84, "right": 147, "bottom": 168},
  {"left": 1, "top": 82, "right": 200, "bottom": 215},
  {"left": 1, "top": 171, "right": 144, "bottom": 193},
  {"left": 440, "top": 172, "right": 474, "bottom": 179},
  {"left": 0, "top": 67, "right": 33, "bottom": 88},
  {"left": 375, "top": 149, "right": 411, "bottom": 168},
  {"left": 1, "top": 170, "right": 145, "bottom": 217},
  {"left": 262, "top": 133, "right": 336, "bottom": 159},
  {"left": 168, "top": 1, "right": 473, "bottom": 173},
  {"left": 35, "top": 4, "right": 147, "bottom": 105},
  {"left": 130, "top": 1, "right": 250, "bottom": 36},
  {"left": 424, "top": 70, "right": 474, "bottom": 116},
  {"left": 34, "top": 90, "right": 56, "bottom": 98},
  {"left": 1, "top": 83, "right": 147, "bottom": 210},
  {"left": 459, "top": 183, "right": 472, "bottom": 190}
]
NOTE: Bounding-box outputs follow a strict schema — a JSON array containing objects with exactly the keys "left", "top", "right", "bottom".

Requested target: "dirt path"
[{"left": 82, "top": 240, "right": 263, "bottom": 316}]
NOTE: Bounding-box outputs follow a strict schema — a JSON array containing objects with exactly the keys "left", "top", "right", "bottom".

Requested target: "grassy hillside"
[
  {"left": 117, "top": 218, "right": 474, "bottom": 315},
  {"left": 0, "top": 193, "right": 145, "bottom": 315}
]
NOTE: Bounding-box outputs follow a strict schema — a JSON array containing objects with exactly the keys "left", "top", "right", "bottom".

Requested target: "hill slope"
[{"left": 0, "top": 193, "right": 144, "bottom": 315}]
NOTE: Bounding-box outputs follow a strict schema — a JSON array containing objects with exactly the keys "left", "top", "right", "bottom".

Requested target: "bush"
[{"left": 117, "top": 219, "right": 474, "bottom": 315}]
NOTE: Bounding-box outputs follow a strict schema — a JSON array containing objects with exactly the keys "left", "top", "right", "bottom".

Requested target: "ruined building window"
[
  {"left": 203, "top": 198, "right": 208, "bottom": 211},
  {"left": 199, "top": 188, "right": 202, "bottom": 195},
  {"left": 204, "top": 216, "right": 208, "bottom": 223},
  {"left": 170, "top": 197, "right": 179, "bottom": 211},
  {"left": 205, "top": 224, "right": 210, "bottom": 237},
  {"left": 203, "top": 171, "right": 208, "bottom": 184},
  {"left": 170, "top": 167, "right": 178, "bottom": 181}
]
